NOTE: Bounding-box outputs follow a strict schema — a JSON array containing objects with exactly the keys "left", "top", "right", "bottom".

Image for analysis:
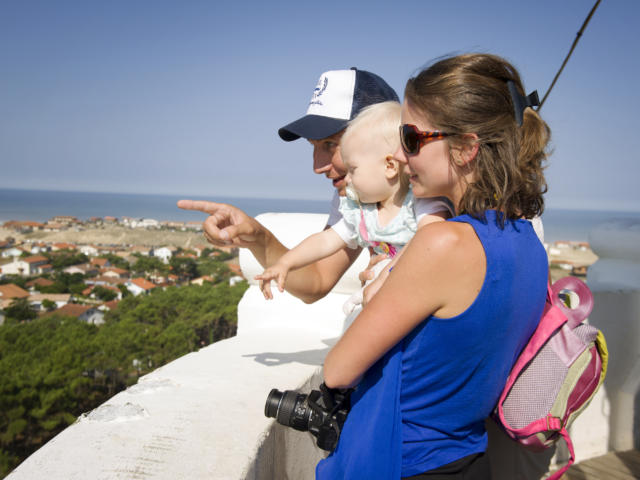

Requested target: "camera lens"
[
  {"left": 265, "top": 388, "right": 283, "bottom": 418},
  {"left": 264, "top": 388, "right": 309, "bottom": 431}
]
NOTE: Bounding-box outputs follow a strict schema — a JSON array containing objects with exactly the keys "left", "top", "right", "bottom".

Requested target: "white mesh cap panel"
[{"left": 305, "top": 70, "right": 355, "bottom": 120}]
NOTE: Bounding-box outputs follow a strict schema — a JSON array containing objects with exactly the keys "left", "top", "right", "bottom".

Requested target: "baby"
[{"left": 256, "top": 101, "right": 452, "bottom": 310}]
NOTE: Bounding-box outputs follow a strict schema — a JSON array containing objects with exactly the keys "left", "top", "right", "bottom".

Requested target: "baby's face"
[{"left": 341, "top": 132, "right": 393, "bottom": 204}]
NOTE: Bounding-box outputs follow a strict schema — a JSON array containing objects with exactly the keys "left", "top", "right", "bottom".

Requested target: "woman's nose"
[{"left": 394, "top": 146, "right": 408, "bottom": 164}]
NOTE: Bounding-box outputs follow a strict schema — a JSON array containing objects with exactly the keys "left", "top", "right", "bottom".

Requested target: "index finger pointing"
[{"left": 177, "top": 199, "right": 226, "bottom": 215}]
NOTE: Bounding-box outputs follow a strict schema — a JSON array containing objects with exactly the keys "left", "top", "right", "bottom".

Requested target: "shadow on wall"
[{"left": 243, "top": 338, "right": 337, "bottom": 367}]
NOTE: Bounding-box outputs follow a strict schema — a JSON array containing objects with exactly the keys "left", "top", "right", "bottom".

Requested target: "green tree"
[
  {"left": 44, "top": 250, "right": 89, "bottom": 270},
  {"left": 99, "top": 254, "right": 129, "bottom": 270},
  {"left": 92, "top": 286, "right": 118, "bottom": 302},
  {"left": 169, "top": 257, "right": 198, "bottom": 280},
  {"left": 4, "top": 298, "right": 37, "bottom": 322},
  {"left": 132, "top": 256, "right": 168, "bottom": 277},
  {"left": 41, "top": 299, "right": 57, "bottom": 312},
  {"left": 0, "top": 280, "right": 248, "bottom": 478}
]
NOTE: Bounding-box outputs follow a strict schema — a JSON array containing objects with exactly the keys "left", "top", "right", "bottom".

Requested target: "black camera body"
[{"left": 264, "top": 382, "right": 352, "bottom": 452}]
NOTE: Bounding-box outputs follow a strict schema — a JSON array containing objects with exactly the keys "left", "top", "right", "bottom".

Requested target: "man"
[{"left": 179, "top": 68, "right": 398, "bottom": 303}]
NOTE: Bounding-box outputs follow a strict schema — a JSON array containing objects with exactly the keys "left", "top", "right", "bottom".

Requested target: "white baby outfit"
[{"left": 333, "top": 189, "right": 452, "bottom": 314}]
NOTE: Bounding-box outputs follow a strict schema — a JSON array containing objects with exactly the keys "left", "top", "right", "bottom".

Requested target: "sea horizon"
[{"left": 2, "top": 187, "right": 640, "bottom": 243}]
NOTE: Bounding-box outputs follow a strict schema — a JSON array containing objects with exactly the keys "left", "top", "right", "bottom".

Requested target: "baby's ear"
[{"left": 384, "top": 154, "right": 400, "bottom": 179}]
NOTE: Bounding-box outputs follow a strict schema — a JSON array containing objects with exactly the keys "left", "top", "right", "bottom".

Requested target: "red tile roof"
[
  {"left": 24, "top": 255, "right": 48, "bottom": 264},
  {"left": 0, "top": 284, "right": 30, "bottom": 299},
  {"left": 52, "top": 303, "right": 94, "bottom": 318},
  {"left": 25, "top": 278, "right": 55, "bottom": 288},
  {"left": 131, "top": 277, "right": 156, "bottom": 290}
]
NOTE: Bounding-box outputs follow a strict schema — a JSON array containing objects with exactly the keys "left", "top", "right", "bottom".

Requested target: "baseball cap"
[{"left": 278, "top": 67, "right": 399, "bottom": 142}]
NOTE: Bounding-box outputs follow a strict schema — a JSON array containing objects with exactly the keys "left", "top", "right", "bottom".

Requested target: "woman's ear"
[
  {"left": 453, "top": 134, "right": 479, "bottom": 166},
  {"left": 384, "top": 154, "right": 400, "bottom": 179}
]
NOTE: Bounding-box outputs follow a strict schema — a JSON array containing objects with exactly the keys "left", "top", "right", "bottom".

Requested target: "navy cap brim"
[{"left": 278, "top": 115, "right": 348, "bottom": 142}]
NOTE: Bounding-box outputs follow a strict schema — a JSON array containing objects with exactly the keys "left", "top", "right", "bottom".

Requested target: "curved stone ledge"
[
  {"left": 12, "top": 212, "right": 638, "bottom": 477},
  {"left": 9, "top": 212, "right": 360, "bottom": 479},
  {"left": 9, "top": 329, "right": 332, "bottom": 480}
]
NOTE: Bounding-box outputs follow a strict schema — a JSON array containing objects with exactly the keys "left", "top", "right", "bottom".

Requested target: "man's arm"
[{"left": 178, "top": 200, "right": 361, "bottom": 303}]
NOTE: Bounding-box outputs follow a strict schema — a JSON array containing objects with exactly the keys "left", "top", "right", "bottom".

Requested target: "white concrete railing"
[
  {"left": 581, "top": 218, "right": 640, "bottom": 454},
  {"left": 9, "top": 213, "right": 640, "bottom": 478},
  {"left": 8, "top": 213, "right": 369, "bottom": 480}
]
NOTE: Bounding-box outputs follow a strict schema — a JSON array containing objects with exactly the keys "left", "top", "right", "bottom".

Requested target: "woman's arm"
[{"left": 323, "top": 221, "right": 486, "bottom": 389}]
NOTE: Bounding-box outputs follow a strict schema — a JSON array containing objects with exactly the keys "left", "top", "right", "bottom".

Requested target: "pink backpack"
[{"left": 492, "top": 276, "right": 609, "bottom": 480}]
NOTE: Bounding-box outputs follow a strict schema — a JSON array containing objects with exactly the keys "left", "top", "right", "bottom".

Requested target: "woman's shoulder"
[{"left": 410, "top": 220, "right": 483, "bottom": 267}]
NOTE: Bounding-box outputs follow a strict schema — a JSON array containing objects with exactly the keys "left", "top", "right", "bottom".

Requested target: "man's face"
[{"left": 308, "top": 130, "right": 347, "bottom": 196}]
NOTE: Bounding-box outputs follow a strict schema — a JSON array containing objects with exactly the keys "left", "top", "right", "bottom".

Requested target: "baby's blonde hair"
[
  {"left": 341, "top": 100, "right": 407, "bottom": 189},
  {"left": 341, "top": 100, "right": 401, "bottom": 158}
]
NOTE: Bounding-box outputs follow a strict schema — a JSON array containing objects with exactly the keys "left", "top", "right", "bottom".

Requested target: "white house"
[
  {"left": 53, "top": 304, "right": 105, "bottom": 325},
  {"left": 1, "top": 256, "right": 50, "bottom": 276},
  {"left": 153, "top": 247, "right": 175, "bottom": 264},
  {"left": 1, "top": 247, "right": 26, "bottom": 259},
  {"left": 29, "top": 294, "right": 71, "bottom": 311},
  {"left": 130, "top": 219, "right": 160, "bottom": 229},
  {"left": 126, "top": 277, "right": 157, "bottom": 296},
  {"left": 79, "top": 245, "right": 99, "bottom": 256},
  {"left": 63, "top": 263, "right": 99, "bottom": 276}
]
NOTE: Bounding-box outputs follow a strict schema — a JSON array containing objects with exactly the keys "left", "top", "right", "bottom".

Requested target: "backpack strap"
[
  {"left": 550, "top": 276, "right": 594, "bottom": 329},
  {"left": 546, "top": 426, "right": 576, "bottom": 480}
]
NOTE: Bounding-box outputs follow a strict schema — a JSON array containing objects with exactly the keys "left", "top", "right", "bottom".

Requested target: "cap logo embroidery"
[{"left": 309, "top": 76, "right": 328, "bottom": 106}]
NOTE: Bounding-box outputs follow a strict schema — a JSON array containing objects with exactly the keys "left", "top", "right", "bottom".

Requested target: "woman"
[{"left": 317, "top": 54, "right": 550, "bottom": 479}]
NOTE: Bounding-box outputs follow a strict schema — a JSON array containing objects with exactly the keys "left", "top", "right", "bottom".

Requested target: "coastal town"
[
  {"left": 0, "top": 214, "right": 599, "bottom": 327},
  {"left": 0, "top": 215, "right": 243, "bottom": 326}
]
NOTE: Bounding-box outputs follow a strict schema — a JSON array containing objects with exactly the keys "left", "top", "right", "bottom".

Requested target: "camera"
[{"left": 264, "top": 382, "right": 352, "bottom": 452}]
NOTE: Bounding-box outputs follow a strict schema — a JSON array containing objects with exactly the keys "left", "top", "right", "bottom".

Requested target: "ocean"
[{"left": 1, "top": 188, "right": 639, "bottom": 243}]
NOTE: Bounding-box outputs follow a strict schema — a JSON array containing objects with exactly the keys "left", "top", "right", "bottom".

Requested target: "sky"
[{"left": 1, "top": 0, "right": 639, "bottom": 212}]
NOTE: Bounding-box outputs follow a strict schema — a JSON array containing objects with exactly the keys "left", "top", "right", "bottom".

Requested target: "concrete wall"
[
  {"left": 8, "top": 213, "right": 366, "bottom": 480},
  {"left": 10, "top": 213, "right": 639, "bottom": 478},
  {"left": 586, "top": 218, "right": 640, "bottom": 452}
]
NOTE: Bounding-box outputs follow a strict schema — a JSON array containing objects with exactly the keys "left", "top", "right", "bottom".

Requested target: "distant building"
[
  {"left": 63, "top": 263, "right": 99, "bottom": 277},
  {"left": 1, "top": 246, "right": 27, "bottom": 258},
  {"left": 126, "top": 277, "right": 157, "bottom": 296},
  {"left": 102, "top": 267, "right": 129, "bottom": 279},
  {"left": 28, "top": 293, "right": 71, "bottom": 311},
  {"left": 51, "top": 242, "right": 77, "bottom": 251},
  {"left": 0, "top": 283, "right": 30, "bottom": 308},
  {"left": 50, "top": 303, "right": 104, "bottom": 325},
  {"left": 130, "top": 219, "right": 160, "bottom": 229},
  {"left": 100, "top": 299, "right": 120, "bottom": 311},
  {"left": 1, "top": 255, "right": 50, "bottom": 276},
  {"left": 184, "top": 221, "right": 203, "bottom": 231},
  {"left": 50, "top": 215, "right": 80, "bottom": 225},
  {"left": 153, "top": 246, "right": 176, "bottom": 264},
  {"left": 129, "top": 246, "right": 152, "bottom": 257},
  {"left": 90, "top": 257, "right": 110, "bottom": 268},
  {"left": 80, "top": 245, "right": 99, "bottom": 256},
  {"left": 25, "top": 277, "right": 55, "bottom": 292},
  {"left": 2, "top": 221, "right": 46, "bottom": 233}
]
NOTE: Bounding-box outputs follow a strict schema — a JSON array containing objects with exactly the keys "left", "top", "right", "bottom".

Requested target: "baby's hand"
[{"left": 255, "top": 264, "right": 288, "bottom": 300}]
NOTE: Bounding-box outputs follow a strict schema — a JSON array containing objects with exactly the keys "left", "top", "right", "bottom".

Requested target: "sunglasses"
[{"left": 399, "top": 124, "right": 452, "bottom": 155}]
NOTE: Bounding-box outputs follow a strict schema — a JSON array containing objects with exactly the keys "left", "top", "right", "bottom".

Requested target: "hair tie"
[{"left": 507, "top": 80, "right": 539, "bottom": 127}]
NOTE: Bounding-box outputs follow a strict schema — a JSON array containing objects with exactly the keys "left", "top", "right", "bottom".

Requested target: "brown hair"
[{"left": 405, "top": 54, "right": 550, "bottom": 221}]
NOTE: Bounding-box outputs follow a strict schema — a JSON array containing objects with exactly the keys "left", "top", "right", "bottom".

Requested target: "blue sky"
[{"left": 1, "top": 0, "right": 639, "bottom": 211}]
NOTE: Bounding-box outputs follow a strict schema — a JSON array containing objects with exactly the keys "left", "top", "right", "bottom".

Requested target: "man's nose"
[{"left": 313, "top": 150, "right": 331, "bottom": 173}]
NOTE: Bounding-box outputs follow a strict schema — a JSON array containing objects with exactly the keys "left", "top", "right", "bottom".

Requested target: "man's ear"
[{"left": 384, "top": 154, "right": 400, "bottom": 179}]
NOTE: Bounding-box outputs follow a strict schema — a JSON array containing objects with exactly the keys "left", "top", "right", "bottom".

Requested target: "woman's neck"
[{"left": 376, "top": 184, "right": 409, "bottom": 227}]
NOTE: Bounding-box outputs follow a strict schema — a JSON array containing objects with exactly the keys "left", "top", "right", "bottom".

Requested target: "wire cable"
[{"left": 537, "top": 0, "right": 602, "bottom": 111}]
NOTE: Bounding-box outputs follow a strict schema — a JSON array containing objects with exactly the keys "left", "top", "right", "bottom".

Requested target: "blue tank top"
[{"left": 317, "top": 211, "right": 548, "bottom": 479}]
